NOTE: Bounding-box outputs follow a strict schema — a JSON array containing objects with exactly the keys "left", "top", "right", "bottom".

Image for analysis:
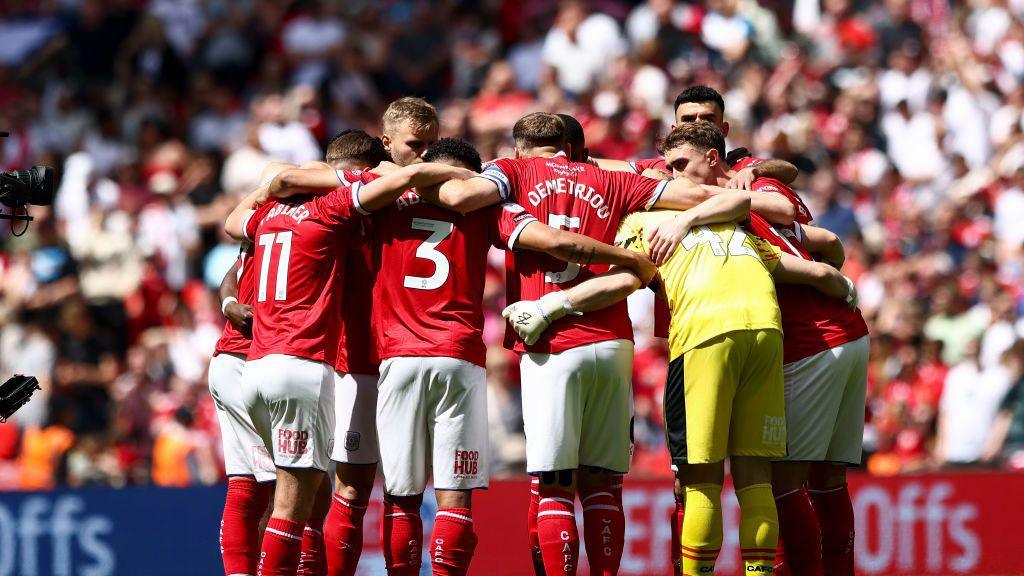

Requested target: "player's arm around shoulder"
[
  {"left": 798, "top": 224, "right": 845, "bottom": 268},
  {"left": 770, "top": 252, "right": 858, "bottom": 308},
  {"left": 513, "top": 220, "right": 657, "bottom": 287},
  {"left": 646, "top": 194, "right": 751, "bottom": 265},
  {"left": 356, "top": 162, "right": 475, "bottom": 213}
]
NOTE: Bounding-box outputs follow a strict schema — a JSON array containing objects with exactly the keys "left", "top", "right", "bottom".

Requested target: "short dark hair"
[
  {"left": 325, "top": 129, "right": 390, "bottom": 167},
  {"left": 512, "top": 112, "right": 565, "bottom": 150},
  {"left": 556, "top": 114, "right": 585, "bottom": 149},
  {"left": 422, "top": 137, "right": 483, "bottom": 172},
  {"left": 673, "top": 85, "right": 725, "bottom": 116},
  {"left": 659, "top": 122, "right": 726, "bottom": 157}
]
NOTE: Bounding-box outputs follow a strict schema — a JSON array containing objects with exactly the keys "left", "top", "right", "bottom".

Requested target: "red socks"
[
  {"left": 220, "top": 476, "right": 272, "bottom": 576},
  {"left": 324, "top": 494, "right": 367, "bottom": 576},
  {"left": 537, "top": 488, "right": 579, "bottom": 575},
  {"left": 259, "top": 517, "right": 304, "bottom": 575},
  {"left": 297, "top": 516, "right": 326, "bottom": 576},
  {"left": 528, "top": 477, "right": 545, "bottom": 575},
  {"left": 431, "top": 507, "right": 478, "bottom": 575},
  {"left": 775, "top": 488, "right": 822, "bottom": 576},
  {"left": 381, "top": 496, "right": 423, "bottom": 575},
  {"left": 810, "top": 485, "right": 855, "bottom": 576},
  {"left": 579, "top": 487, "right": 624, "bottom": 576},
  {"left": 670, "top": 498, "right": 684, "bottom": 575}
]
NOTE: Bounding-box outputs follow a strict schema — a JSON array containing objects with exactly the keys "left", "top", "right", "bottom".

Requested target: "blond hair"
[{"left": 382, "top": 97, "right": 439, "bottom": 135}]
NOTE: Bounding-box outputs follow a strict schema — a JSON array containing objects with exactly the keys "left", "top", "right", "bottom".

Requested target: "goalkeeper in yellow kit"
[{"left": 502, "top": 156, "right": 855, "bottom": 574}]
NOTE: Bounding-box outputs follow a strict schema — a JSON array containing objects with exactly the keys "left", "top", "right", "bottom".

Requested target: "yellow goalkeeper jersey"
[{"left": 616, "top": 212, "right": 783, "bottom": 361}]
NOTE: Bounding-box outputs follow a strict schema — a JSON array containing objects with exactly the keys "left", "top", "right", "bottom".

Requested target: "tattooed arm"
[{"left": 514, "top": 220, "right": 657, "bottom": 286}]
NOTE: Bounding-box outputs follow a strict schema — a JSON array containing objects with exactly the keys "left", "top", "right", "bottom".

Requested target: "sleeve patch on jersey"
[
  {"left": 507, "top": 216, "right": 538, "bottom": 250},
  {"left": 758, "top": 183, "right": 780, "bottom": 193},
  {"left": 645, "top": 180, "right": 669, "bottom": 210},
  {"left": 478, "top": 166, "right": 511, "bottom": 200}
]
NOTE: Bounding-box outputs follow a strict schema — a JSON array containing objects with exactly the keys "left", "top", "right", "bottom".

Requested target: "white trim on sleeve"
[
  {"left": 645, "top": 180, "right": 669, "bottom": 210},
  {"left": 350, "top": 181, "right": 370, "bottom": 215},
  {"left": 507, "top": 216, "right": 539, "bottom": 250},
  {"left": 241, "top": 209, "right": 256, "bottom": 241},
  {"left": 336, "top": 169, "right": 350, "bottom": 186}
]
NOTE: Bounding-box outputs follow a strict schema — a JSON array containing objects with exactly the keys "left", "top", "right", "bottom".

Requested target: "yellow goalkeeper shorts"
[{"left": 664, "top": 329, "right": 787, "bottom": 465}]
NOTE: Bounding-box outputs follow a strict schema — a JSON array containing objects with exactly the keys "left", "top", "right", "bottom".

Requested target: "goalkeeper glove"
[{"left": 501, "top": 292, "right": 579, "bottom": 345}]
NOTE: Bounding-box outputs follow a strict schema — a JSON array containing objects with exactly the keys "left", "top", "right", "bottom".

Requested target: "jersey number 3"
[
  {"left": 256, "top": 231, "right": 292, "bottom": 302},
  {"left": 404, "top": 218, "right": 454, "bottom": 290}
]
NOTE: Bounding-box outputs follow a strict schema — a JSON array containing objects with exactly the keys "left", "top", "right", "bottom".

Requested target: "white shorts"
[
  {"left": 330, "top": 372, "right": 380, "bottom": 464},
  {"left": 241, "top": 354, "right": 336, "bottom": 472},
  {"left": 779, "top": 335, "right": 870, "bottom": 464},
  {"left": 521, "top": 339, "right": 634, "bottom": 474},
  {"left": 376, "top": 356, "right": 489, "bottom": 496},
  {"left": 209, "top": 353, "right": 276, "bottom": 482}
]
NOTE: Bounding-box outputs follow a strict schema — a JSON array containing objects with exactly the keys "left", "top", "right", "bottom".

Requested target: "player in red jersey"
[
  {"left": 222, "top": 160, "right": 473, "bottom": 576},
  {"left": 637, "top": 123, "right": 868, "bottom": 576},
  {"left": 210, "top": 161, "right": 300, "bottom": 576},
  {"left": 428, "top": 112, "right": 743, "bottom": 576}
]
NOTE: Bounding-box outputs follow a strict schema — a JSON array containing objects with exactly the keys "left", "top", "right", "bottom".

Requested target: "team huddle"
[{"left": 208, "top": 87, "right": 869, "bottom": 576}]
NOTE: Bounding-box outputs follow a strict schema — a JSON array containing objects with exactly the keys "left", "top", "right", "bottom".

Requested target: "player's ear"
[
  {"left": 707, "top": 149, "right": 719, "bottom": 168},
  {"left": 514, "top": 147, "right": 523, "bottom": 159},
  {"left": 721, "top": 121, "right": 730, "bottom": 138},
  {"left": 381, "top": 133, "right": 392, "bottom": 151}
]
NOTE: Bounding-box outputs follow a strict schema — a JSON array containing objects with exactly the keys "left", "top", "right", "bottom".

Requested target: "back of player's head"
[
  {"left": 325, "top": 129, "right": 390, "bottom": 168},
  {"left": 382, "top": 97, "right": 439, "bottom": 136},
  {"left": 556, "top": 113, "right": 588, "bottom": 162},
  {"left": 659, "top": 122, "right": 726, "bottom": 157},
  {"left": 673, "top": 85, "right": 726, "bottom": 116},
  {"left": 512, "top": 112, "right": 565, "bottom": 151},
  {"left": 422, "top": 137, "right": 483, "bottom": 172}
]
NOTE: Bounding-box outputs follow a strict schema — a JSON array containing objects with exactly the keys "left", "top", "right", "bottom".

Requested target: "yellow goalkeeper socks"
[
  {"left": 735, "top": 483, "right": 780, "bottom": 573},
  {"left": 680, "top": 483, "right": 723, "bottom": 575}
]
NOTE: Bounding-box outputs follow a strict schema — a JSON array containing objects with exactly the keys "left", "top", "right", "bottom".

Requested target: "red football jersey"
[
  {"left": 214, "top": 242, "right": 256, "bottom": 356},
  {"left": 629, "top": 157, "right": 667, "bottom": 175},
  {"left": 335, "top": 169, "right": 380, "bottom": 376},
  {"left": 744, "top": 178, "right": 869, "bottom": 364},
  {"left": 482, "top": 153, "right": 668, "bottom": 354},
  {"left": 371, "top": 192, "right": 536, "bottom": 367},
  {"left": 243, "top": 184, "right": 364, "bottom": 365}
]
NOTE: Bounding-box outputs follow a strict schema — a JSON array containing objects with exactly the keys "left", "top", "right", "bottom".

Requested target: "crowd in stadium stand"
[{"left": 1, "top": 0, "right": 1023, "bottom": 490}]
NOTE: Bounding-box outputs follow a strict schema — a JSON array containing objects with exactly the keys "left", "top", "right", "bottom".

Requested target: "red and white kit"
[
  {"left": 239, "top": 184, "right": 366, "bottom": 472},
  {"left": 370, "top": 181, "right": 534, "bottom": 495},
  {"left": 330, "top": 168, "right": 381, "bottom": 466},
  {"left": 479, "top": 153, "right": 667, "bottom": 473},
  {"left": 209, "top": 244, "right": 275, "bottom": 482},
  {"left": 744, "top": 174, "right": 870, "bottom": 464}
]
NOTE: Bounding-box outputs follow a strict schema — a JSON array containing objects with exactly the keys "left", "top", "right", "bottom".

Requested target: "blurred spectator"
[{"left": 936, "top": 340, "right": 1014, "bottom": 466}]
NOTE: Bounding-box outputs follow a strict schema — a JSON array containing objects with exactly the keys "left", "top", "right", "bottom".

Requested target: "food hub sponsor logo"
[
  {"left": 277, "top": 429, "right": 310, "bottom": 455},
  {"left": 453, "top": 449, "right": 479, "bottom": 477},
  {"left": 0, "top": 495, "right": 115, "bottom": 576}
]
